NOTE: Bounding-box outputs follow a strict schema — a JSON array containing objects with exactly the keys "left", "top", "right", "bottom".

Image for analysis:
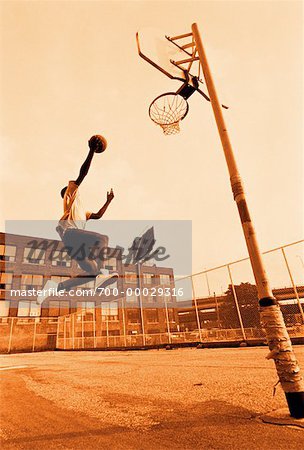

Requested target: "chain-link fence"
[
  {"left": 1, "top": 240, "right": 303, "bottom": 353},
  {"left": 0, "top": 317, "right": 58, "bottom": 353},
  {"left": 174, "top": 239, "right": 304, "bottom": 341}
]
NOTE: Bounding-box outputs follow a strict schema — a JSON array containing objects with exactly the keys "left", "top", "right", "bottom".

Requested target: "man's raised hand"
[{"left": 107, "top": 188, "right": 114, "bottom": 202}]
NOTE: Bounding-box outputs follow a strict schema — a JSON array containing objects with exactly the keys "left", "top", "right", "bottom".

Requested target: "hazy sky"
[{"left": 0, "top": 0, "right": 303, "bottom": 277}]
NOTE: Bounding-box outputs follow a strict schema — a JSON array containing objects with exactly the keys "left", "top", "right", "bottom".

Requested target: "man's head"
[{"left": 61, "top": 186, "right": 67, "bottom": 198}]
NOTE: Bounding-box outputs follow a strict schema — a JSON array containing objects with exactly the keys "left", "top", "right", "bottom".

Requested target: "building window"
[
  {"left": 49, "top": 300, "right": 70, "bottom": 316},
  {"left": 124, "top": 271, "right": 138, "bottom": 284},
  {"left": 51, "top": 250, "right": 71, "bottom": 267},
  {"left": 127, "top": 309, "right": 140, "bottom": 324},
  {"left": 146, "top": 309, "right": 159, "bottom": 324},
  {"left": 0, "top": 301, "right": 10, "bottom": 317},
  {"left": 21, "top": 274, "right": 44, "bottom": 290},
  {"left": 23, "top": 247, "right": 46, "bottom": 265},
  {"left": 17, "top": 301, "right": 41, "bottom": 317},
  {"left": 143, "top": 273, "right": 154, "bottom": 284},
  {"left": 77, "top": 301, "right": 95, "bottom": 313},
  {"left": 160, "top": 274, "right": 171, "bottom": 285},
  {"left": 145, "top": 289, "right": 156, "bottom": 303},
  {"left": 159, "top": 293, "right": 172, "bottom": 304},
  {"left": 125, "top": 294, "right": 138, "bottom": 303},
  {"left": 0, "top": 244, "right": 16, "bottom": 262},
  {"left": 0, "top": 272, "right": 13, "bottom": 290},
  {"left": 101, "top": 302, "right": 118, "bottom": 321}
]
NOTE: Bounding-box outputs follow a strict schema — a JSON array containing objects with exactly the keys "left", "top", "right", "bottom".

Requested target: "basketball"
[{"left": 89, "top": 135, "right": 107, "bottom": 153}]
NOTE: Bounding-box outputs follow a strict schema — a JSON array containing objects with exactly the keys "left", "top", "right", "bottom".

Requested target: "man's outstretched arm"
[
  {"left": 88, "top": 189, "right": 114, "bottom": 220},
  {"left": 75, "top": 136, "right": 105, "bottom": 186},
  {"left": 75, "top": 146, "right": 95, "bottom": 186}
]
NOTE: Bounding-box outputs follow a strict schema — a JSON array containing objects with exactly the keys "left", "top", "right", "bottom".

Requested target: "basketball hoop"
[{"left": 149, "top": 93, "right": 189, "bottom": 135}]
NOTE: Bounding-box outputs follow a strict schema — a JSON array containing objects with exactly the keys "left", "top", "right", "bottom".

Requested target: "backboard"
[
  {"left": 130, "top": 226, "right": 155, "bottom": 264},
  {"left": 136, "top": 27, "right": 201, "bottom": 87}
]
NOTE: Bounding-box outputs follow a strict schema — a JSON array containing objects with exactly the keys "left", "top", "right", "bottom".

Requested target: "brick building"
[{"left": 0, "top": 232, "right": 179, "bottom": 336}]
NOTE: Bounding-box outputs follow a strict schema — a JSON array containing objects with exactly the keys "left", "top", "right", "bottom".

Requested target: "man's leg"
[
  {"left": 37, "top": 229, "right": 116, "bottom": 304},
  {"left": 37, "top": 229, "right": 98, "bottom": 304},
  {"left": 78, "top": 230, "right": 119, "bottom": 289},
  {"left": 57, "top": 230, "right": 118, "bottom": 291},
  {"left": 57, "top": 258, "right": 99, "bottom": 292},
  {"left": 36, "top": 256, "right": 98, "bottom": 305},
  {"left": 58, "top": 229, "right": 102, "bottom": 291}
]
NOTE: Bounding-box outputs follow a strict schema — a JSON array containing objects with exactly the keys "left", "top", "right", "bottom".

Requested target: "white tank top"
[{"left": 59, "top": 181, "right": 90, "bottom": 232}]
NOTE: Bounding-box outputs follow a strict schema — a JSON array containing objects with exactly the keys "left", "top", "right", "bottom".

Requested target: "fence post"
[
  {"left": 281, "top": 247, "right": 304, "bottom": 322},
  {"left": 8, "top": 317, "right": 14, "bottom": 354},
  {"left": 227, "top": 265, "right": 246, "bottom": 340},
  {"left": 106, "top": 316, "right": 109, "bottom": 348},
  {"left": 205, "top": 271, "right": 211, "bottom": 296},
  {"left": 93, "top": 308, "right": 97, "bottom": 348},
  {"left": 121, "top": 297, "right": 127, "bottom": 347},
  {"left": 163, "top": 296, "right": 172, "bottom": 344},
  {"left": 214, "top": 292, "right": 221, "bottom": 328},
  {"left": 63, "top": 316, "right": 66, "bottom": 350},
  {"left": 137, "top": 263, "right": 146, "bottom": 346},
  {"left": 32, "top": 319, "right": 37, "bottom": 352},
  {"left": 72, "top": 313, "right": 75, "bottom": 349},
  {"left": 56, "top": 316, "right": 60, "bottom": 349},
  {"left": 81, "top": 310, "right": 85, "bottom": 349},
  {"left": 191, "top": 276, "right": 202, "bottom": 342}
]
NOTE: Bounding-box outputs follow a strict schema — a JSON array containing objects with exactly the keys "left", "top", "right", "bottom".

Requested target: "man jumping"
[{"left": 37, "top": 135, "right": 118, "bottom": 305}]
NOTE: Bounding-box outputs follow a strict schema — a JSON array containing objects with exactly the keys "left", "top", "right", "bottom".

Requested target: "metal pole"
[
  {"left": 227, "top": 265, "right": 246, "bottom": 340},
  {"left": 72, "top": 313, "right": 75, "bottom": 349},
  {"left": 163, "top": 295, "right": 172, "bottom": 344},
  {"left": 192, "top": 23, "right": 271, "bottom": 299},
  {"left": 63, "top": 316, "right": 66, "bottom": 350},
  {"left": 205, "top": 271, "right": 211, "bottom": 296},
  {"left": 191, "top": 22, "right": 304, "bottom": 418},
  {"left": 106, "top": 315, "right": 109, "bottom": 348},
  {"left": 121, "top": 296, "right": 127, "bottom": 347},
  {"left": 137, "top": 263, "right": 146, "bottom": 346},
  {"left": 8, "top": 317, "right": 14, "bottom": 354},
  {"left": 191, "top": 277, "right": 202, "bottom": 342},
  {"left": 214, "top": 292, "right": 221, "bottom": 328},
  {"left": 81, "top": 310, "right": 85, "bottom": 349},
  {"left": 56, "top": 316, "right": 60, "bottom": 349},
  {"left": 93, "top": 308, "right": 97, "bottom": 348},
  {"left": 281, "top": 247, "right": 304, "bottom": 322},
  {"left": 32, "top": 319, "right": 37, "bottom": 352},
  {"left": 101, "top": 308, "right": 105, "bottom": 348}
]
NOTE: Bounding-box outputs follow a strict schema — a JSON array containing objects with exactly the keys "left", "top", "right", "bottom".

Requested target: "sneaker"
[
  {"left": 36, "top": 280, "right": 58, "bottom": 305},
  {"left": 95, "top": 269, "right": 119, "bottom": 289}
]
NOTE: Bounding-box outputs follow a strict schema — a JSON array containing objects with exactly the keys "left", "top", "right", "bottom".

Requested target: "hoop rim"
[{"left": 148, "top": 92, "right": 189, "bottom": 125}]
